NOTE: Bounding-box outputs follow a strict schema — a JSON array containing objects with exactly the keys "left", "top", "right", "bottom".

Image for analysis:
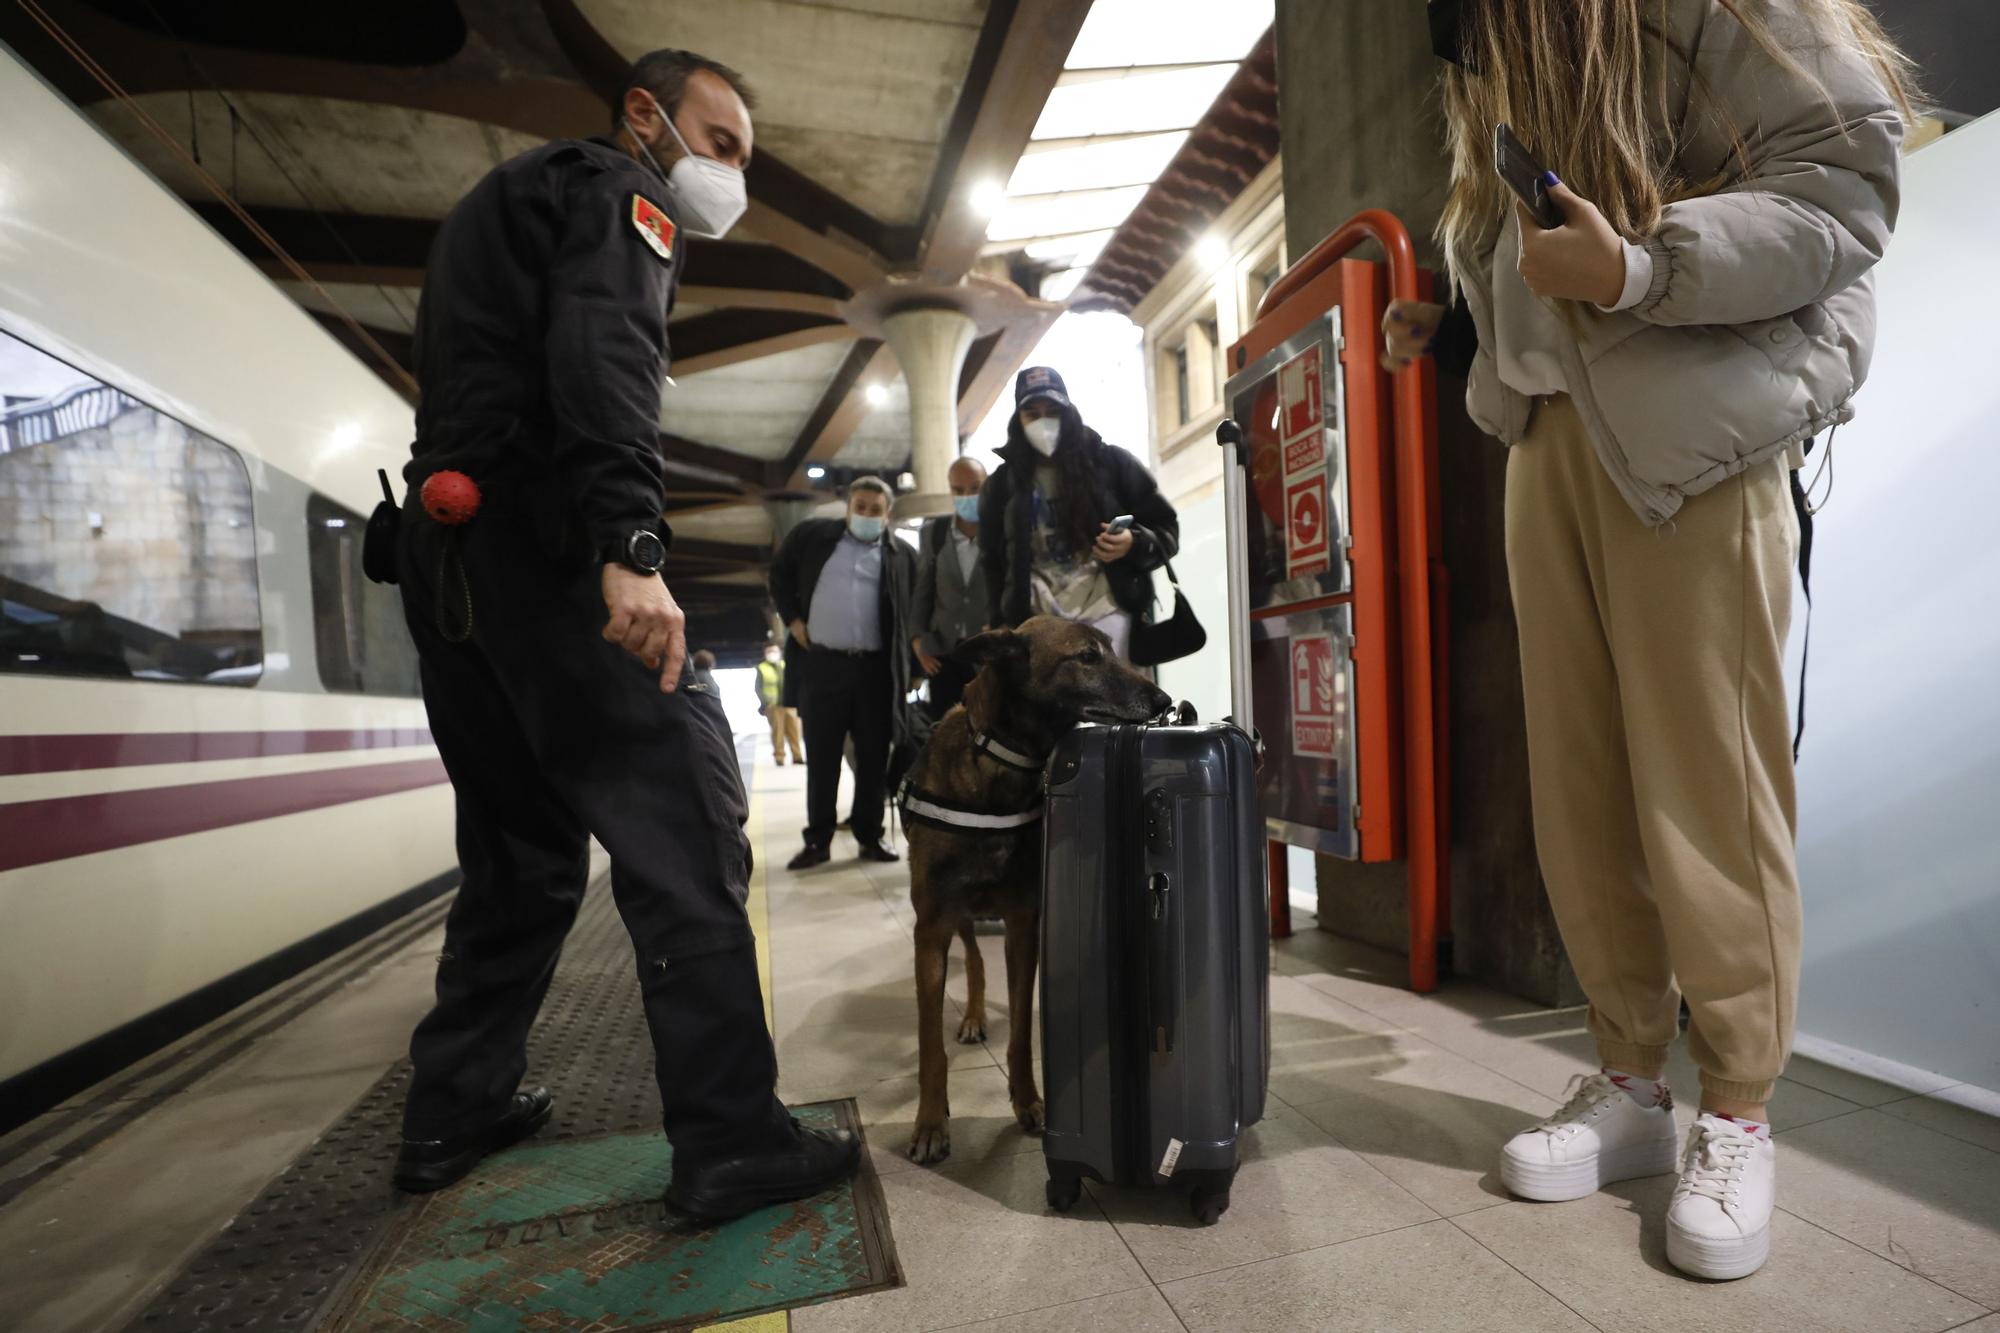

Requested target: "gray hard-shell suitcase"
[{"left": 1039, "top": 709, "right": 1269, "bottom": 1225}]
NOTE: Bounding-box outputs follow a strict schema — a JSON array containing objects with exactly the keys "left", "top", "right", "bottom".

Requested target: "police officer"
[{"left": 390, "top": 48, "right": 858, "bottom": 1221}]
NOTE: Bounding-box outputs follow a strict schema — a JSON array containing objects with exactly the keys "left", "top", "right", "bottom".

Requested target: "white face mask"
[
  {"left": 1023, "top": 416, "right": 1062, "bottom": 456},
  {"left": 627, "top": 99, "right": 749, "bottom": 239}
]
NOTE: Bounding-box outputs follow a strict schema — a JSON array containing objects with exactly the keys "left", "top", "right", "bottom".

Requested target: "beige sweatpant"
[
  {"left": 1506, "top": 394, "right": 1801, "bottom": 1105},
  {"left": 767, "top": 705, "right": 803, "bottom": 763}
]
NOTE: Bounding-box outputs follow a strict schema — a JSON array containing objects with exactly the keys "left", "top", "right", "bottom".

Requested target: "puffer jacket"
[{"left": 1461, "top": 0, "right": 1904, "bottom": 525}]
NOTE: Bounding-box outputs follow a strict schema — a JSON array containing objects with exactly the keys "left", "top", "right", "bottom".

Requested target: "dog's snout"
[{"left": 1145, "top": 682, "right": 1172, "bottom": 714}]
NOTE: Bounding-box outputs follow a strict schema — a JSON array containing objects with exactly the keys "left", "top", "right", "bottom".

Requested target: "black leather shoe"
[
  {"left": 395, "top": 1087, "right": 554, "bottom": 1192},
  {"left": 787, "top": 844, "right": 831, "bottom": 870},
  {"left": 665, "top": 1124, "right": 862, "bottom": 1223},
  {"left": 856, "top": 841, "right": 900, "bottom": 863}
]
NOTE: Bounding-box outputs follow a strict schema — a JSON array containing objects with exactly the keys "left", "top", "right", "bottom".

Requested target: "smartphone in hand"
[{"left": 1495, "top": 123, "right": 1565, "bottom": 230}]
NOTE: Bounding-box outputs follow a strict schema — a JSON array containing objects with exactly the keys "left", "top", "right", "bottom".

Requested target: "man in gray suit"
[{"left": 910, "top": 455, "right": 990, "bottom": 719}]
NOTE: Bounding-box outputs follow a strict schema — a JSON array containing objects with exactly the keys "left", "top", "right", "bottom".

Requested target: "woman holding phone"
[
  {"left": 1387, "top": 0, "right": 1915, "bottom": 1280},
  {"left": 979, "top": 365, "right": 1178, "bottom": 660}
]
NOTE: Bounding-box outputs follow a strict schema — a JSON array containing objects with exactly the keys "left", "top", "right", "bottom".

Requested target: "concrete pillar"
[
  {"left": 882, "top": 307, "right": 978, "bottom": 517},
  {"left": 1275, "top": 0, "right": 1580, "bottom": 1005}
]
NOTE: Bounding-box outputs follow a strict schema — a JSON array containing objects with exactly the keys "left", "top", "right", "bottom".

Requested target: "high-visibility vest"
[{"left": 756, "top": 658, "right": 784, "bottom": 705}]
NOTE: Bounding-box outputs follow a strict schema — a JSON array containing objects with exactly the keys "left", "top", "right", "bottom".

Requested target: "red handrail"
[{"left": 1257, "top": 210, "right": 1450, "bottom": 993}]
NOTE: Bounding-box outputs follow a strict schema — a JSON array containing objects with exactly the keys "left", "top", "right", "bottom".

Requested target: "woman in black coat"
[{"left": 977, "top": 366, "right": 1178, "bottom": 660}]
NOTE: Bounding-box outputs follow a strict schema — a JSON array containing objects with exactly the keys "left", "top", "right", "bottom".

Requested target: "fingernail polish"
[{"left": 1541, "top": 170, "right": 1560, "bottom": 187}]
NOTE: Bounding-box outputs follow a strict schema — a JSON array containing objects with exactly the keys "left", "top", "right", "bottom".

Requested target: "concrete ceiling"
[
  {"left": 579, "top": 0, "right": 988, "bottom": 224},
  {"left": 90, "top": 92, "right": 544, "bottom": 219},
  {"left": 834, "top": 375, "right": 914, "bottom": 471},
  {"left": 659, "top": 340, "right": 855, "bottom": 462},
  {"left": 5, "top": 0, "right": 1083, "bottom": 660}
]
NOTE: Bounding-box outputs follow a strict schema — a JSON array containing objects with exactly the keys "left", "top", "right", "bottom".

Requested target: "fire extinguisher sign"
[{"left": 1291, "top": 632, "right": 1338, "bottom": 759}]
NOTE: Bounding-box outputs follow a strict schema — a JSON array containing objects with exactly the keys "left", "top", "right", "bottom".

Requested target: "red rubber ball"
[{"left": 420, "top": 470, "right": 481, "bottom": 525}]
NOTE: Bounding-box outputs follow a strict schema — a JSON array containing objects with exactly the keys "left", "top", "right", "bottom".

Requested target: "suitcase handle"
[{"left": 1147, "top": 872, "right": 1176, "bottom": 1053}]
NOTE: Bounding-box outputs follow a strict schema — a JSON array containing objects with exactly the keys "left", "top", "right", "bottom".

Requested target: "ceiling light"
[
  {"left": 971, "top": 179, "right": 1008, "bottom": 218},
  {"left": 865, "top": 382, "right": 890, "bottom": 407},
  {"left": 1196, "top": 234, "right": 1230, "bottom": 268},
  {"left": 806, "top": 465, "right": 827, "bottom": 480}
]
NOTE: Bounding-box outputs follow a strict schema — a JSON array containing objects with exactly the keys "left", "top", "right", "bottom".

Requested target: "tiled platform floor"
[{"left": 2, "top": 751, "right": 1996, "bottom": 1332}]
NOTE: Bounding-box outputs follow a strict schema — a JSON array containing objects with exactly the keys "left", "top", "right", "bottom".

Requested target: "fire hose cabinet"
[{"left": 1217, "top": 210, "right": 1450, "bottom": 992}]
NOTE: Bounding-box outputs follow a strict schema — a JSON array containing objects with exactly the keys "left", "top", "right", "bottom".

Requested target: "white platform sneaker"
[
  {"left": 1500, "top": 1072, "right": 1680, "bottom": 1201},
  {"left": 1666, "top": 1113, "right": 1776, "bottom": 1280}
]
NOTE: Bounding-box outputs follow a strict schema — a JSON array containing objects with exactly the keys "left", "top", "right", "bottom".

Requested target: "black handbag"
[{"left": 1129, "top": 557, "right": 1206, "bottom": 666}]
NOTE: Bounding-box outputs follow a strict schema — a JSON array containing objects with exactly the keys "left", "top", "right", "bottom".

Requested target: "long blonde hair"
[{"left": 1436, "top": 0, "right": 1919, "bottom": 281}]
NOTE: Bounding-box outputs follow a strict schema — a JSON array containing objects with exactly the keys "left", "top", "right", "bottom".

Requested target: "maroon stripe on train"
[
  {"left": 0, "top": 728, "right": 434, "bottom": 776},
  {"left": 0, "top": 757, "right": 450, "bottom": 873}
]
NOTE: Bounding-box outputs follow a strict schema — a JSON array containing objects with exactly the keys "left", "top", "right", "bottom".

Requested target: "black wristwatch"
[{"left": 608, "top": 528, "right": 667, "bottom": 574}]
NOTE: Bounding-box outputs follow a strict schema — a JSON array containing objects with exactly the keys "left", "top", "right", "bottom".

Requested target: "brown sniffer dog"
[{"left": 903, "top": 615, "right": 1170, "bottom": 1164}]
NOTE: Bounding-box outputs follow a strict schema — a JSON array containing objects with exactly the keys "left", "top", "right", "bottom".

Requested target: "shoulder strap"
[{"left": 1789, "top": 428, "right": 1831, "bottom": 761}]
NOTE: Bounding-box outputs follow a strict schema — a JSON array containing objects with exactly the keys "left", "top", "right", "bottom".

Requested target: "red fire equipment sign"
[
  {"left": 1285, "top": 466, "right": 1330, "bottom": 579},
  {"left": 1291, "top": 632, "right": 1338, "bottom": 759},
  {"left": 1278, "top": 344, "right": 1323, "bottom": 442}
]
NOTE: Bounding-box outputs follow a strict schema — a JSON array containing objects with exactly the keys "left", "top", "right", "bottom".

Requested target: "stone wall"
[{"left": 0, "top": 406, "right": 259, "bottom": 644}]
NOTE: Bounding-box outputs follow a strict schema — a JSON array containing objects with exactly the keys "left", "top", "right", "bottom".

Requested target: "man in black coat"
[
  {"left": 388, "top": 47, "right": 857, "bottom": 1220},
  {"left": 768, "top": 476, "right": 916, "bottom": 869}
]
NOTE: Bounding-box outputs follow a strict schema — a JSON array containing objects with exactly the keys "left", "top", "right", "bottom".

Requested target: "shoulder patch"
[{"left": 630, "top": 194, "right": 676, "bottom": 261}]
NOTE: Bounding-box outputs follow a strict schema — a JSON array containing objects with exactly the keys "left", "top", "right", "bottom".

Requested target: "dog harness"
[
  {"left": 897, "top": 726, "right": 1047, "bottom": 833},
  {"left": 969, "top": 729, "right": 1042, "bottom": 773}
]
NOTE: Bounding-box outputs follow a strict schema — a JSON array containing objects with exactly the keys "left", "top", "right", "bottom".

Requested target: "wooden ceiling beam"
[
  {"left": 914, "top": 0, "right": 1093, "bottom": 282},
  {"left": 669, "top": 311, "right": 859, "bottom": 377},
  {"left": 955, "top": 306, "right": 1064, "bottom": 437},
  {"left": 0, "top": 2, "right": 904, "bottom": 296},
  {"left": 659, "top": 433, "right": 767, "bottom": 490},
  {"left": 775, "top": 341, "right": 896, "bottom": 488}
]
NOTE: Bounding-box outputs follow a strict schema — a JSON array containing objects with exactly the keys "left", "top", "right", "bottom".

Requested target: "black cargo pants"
[{"left": 395, "top": 486, "right": 793, "bottom": 1159}]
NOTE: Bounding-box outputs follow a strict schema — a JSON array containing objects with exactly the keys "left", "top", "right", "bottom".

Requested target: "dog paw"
[
  {"left": 1013, "top": 1098, "right": 1046, "bottom": 1136},
  {"left": 907, "top": 1120, "right": 952, "bottom": 1166},
  {"left": 956, "top": 1013, "right": 987, "bottom": 1044}
]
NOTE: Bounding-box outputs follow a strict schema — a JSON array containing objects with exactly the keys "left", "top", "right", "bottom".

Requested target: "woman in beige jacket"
[{"left": 1387, "top": 0, "right": 1917, "bottom": 1280}]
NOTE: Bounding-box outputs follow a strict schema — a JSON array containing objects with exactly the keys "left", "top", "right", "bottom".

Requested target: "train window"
[
  {"left": 0, "top": 331, "right": 262, "bottom": 684},
  {"left": 306, "top": 492, "right": 419, "bottom": 696}
]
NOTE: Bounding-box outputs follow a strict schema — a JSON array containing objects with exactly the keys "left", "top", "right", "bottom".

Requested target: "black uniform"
[{"left": 396, "top": 136, "right": 792, "bottom": 1161}]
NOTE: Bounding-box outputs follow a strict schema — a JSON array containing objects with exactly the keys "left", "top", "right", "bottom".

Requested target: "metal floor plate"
[{"left": 127, "top": 872, "right": 890, "bottom": 1332}]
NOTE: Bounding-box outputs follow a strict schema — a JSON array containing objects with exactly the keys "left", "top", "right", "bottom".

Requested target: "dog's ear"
[{"left": 954, "top": 628, "right": 1028, "bottom": 667}]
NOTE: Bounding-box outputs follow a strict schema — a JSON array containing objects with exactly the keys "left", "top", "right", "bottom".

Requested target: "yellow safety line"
[{"left": 699, "top": 1314, "right": 788, "bottom": 1333}]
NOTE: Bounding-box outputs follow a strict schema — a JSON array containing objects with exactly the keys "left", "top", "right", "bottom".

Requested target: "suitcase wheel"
[
  {"left": 1046, "top": 1175, "right": 1084, "bottom": 1212},
  {"left": 1190, "top": 1185, "right": 1231, "bottom": 1226}
]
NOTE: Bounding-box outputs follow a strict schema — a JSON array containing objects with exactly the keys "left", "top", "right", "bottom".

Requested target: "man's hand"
[
  {"left": 1516, "top": 180, "right": 1626, "bottom": 307},
  {"left": 789, "top": 618, "right": 811, "bottom": 648},
  {"left": 1380, "top": 300, "right": 1445, "bottom": 373},
  {"left": 601, "top": 563, "right": 686, "bottom": 693},
  {"left": 913, "top": 636, "right": 942, "bottom": 677},
  {"left": 1093, "top": 523, "right": 1135, "bottom": 563}
]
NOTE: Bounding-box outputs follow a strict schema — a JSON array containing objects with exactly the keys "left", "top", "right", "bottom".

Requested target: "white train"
[{"left": 0, "top": 48, "right": 454, "bottom": 1125}]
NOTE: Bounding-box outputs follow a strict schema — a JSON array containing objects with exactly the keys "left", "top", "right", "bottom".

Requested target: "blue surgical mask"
[
  {"left": 848, "top": 515, "right": 885, "bottom": 542},
  {"left": 952, "top": 495, "right": 980, "bottom": 522}
]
